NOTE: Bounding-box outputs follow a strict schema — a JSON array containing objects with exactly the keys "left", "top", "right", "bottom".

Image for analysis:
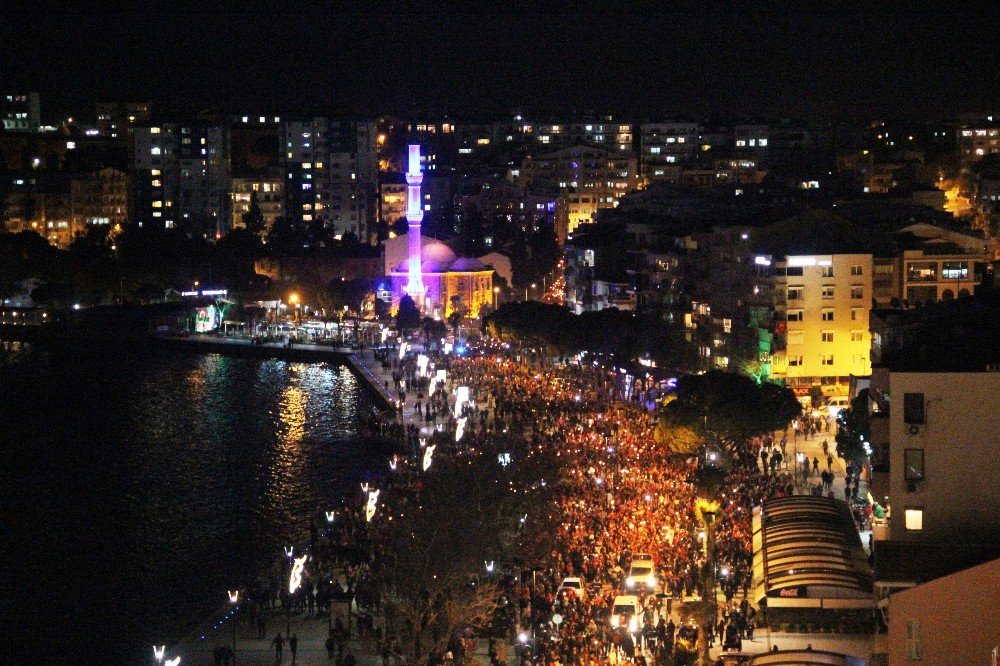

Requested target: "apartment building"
[
  {"left": 131, "top": 122, "right": 231, "bottom": 236},
  {"left": 519, "top": 145, "right": 637, "bottom": 235},
  {"left": 770, "top": 253, "right": 873, "bottom": 396},
  {"left": 639, "top": 121, "right": 700, "bottom": 182},
  {"left": 281, "top": 118, "right": 378, "bottom": 240}
]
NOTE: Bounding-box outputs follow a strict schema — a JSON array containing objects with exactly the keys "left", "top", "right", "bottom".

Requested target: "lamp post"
[
  {"left": 153, "top": 645, "right": 166, "bottom": 664},
  {"left": 493, "top": 286, "right": 500, "bottom": 310},
  {"left": 227, "top": 590, "right": 239, "bottom": 662}
]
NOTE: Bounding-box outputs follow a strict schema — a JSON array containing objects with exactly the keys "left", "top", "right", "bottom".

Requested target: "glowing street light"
[
  {"left": 284, "top": 546, "right": 294, "bottom": 558},
  {"left": 226, "top": 590, "right": 239, "bottom": 657},
  {"left": 325, "top": 510, "right": 337, "bottom": 523},
  {"left": 518, "top": 632, "right": 529, "bottom": 644},
  {"left": 153, "top": 645, "right": 166, "bottom": 663},
  {"left": 423, "top": 444, "right": 436, "bottom": 471},
  {"left": 165, "top": 658, "right": 181, "bottom": 666},
  {"left": 485, "top": 560, "right": 495, "bottom": 574}
]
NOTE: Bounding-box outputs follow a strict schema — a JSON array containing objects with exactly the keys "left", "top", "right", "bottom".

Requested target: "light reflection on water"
[{"left": 0, "top": 342, "right": 375, "bottom": 663}]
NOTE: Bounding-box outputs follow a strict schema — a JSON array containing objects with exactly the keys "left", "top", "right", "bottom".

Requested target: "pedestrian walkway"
[{"left": 170, "top": 340, "right": 520, "bottom": 665}]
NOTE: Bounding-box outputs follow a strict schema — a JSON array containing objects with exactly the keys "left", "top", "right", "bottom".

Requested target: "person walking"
[
  {"left": 289, "top": 633, "right": 298, "bottom": 664},
  {"left": 273, "top": 633, "right": 284, "bottom": 663}
]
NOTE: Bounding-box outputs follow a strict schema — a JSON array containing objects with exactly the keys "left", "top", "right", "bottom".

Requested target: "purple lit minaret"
[{"left": 405, "top": 144, "right": 425, "bottom": 307}]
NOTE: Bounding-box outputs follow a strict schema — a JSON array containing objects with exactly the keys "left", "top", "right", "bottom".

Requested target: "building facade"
[
  {"left": 770, "top": 254, "right": 873, "bottom": 397},
  {"left": 131, "top": 122, "right": 232, "bottom": 236},
  {"left": 281, "top": 118, "right": 377, "bottom": 240},
  {"left": 519, "top": 145, "right": 638, "bottom": 235},
  {"left": 639, "top": 122, "right": 700, "bottom": 182},
  {"left": 231, "top": 175, "right": 283, "bottom": 232},
  {"left": 71, "top": 167, "right": 128, "bottom": 229},
  {"left": 2, "top": 92, "right": 40, "bottom": 132}
]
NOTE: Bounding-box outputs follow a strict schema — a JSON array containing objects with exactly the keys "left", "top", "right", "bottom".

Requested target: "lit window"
[
  {"left": 904, "top": 508, "right": 923, "bottom": 531},
  {"left": 851, "top": 286, "right": 864, "bottom": 299},
  {"left": 151, "top": 169, "right": 161, "bottom": 176},
  {"left": 822, "top": 310, "right": 834, "bottom": 322},
  {"left": 150, "top": 127, "right": 161, "bottom": 134},
  {"left": 151, "top": 147, "right": 161, "bottom": 155},
  {"left": 788, "top": 331, "right": 804, "bottom": 345},
  {"left": 851, "top": 265, "right": 864, "bottom": 276},
  {"left": 758, "top": 138, "right": 768, "bottom": 146},
  {"left": 649, "top": 146, "right": 661, "bottom": 154},
  {"left": 152, "top": 200, "right": 162, "bottom": 208}
]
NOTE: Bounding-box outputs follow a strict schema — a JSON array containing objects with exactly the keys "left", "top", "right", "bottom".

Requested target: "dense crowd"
[{"left": 433, "top": 349, "right": 796, "bottom": 665}]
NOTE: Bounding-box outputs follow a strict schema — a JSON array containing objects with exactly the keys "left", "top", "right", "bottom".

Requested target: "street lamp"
[
  {"left": 493, "top": 286, "right": 500, "bottom": 309},
  {"left": 227, "top": 590, "right": 239, "bottom": 661},
  {"left": 153, "top": 645, "right": 166, "bottom": 664}
]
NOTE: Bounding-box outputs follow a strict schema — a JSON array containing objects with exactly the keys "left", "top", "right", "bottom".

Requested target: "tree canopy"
[{"left": 657, "top": 370, "right": 802, "bottom": 443}]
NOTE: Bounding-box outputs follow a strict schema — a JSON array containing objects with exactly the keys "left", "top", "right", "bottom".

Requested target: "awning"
[{"left": 752, "top": 496, "right": 874, "bottom": 608}]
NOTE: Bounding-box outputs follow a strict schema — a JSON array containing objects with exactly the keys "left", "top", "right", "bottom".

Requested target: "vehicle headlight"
[
  {"left": 646, "top": 575, "right": 656, "bottom": 588},
  {"left": 611, "top": 615, "right": 620, "bottom": 628},
  {"left": 628, "top": 617, "right": 639, "bottom": 634},
  {"left": 626, "top": 577, "right": 635, "bottom": 587}
]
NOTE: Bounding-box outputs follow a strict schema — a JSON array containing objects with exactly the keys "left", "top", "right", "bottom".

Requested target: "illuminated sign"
[{"left": 194, "top": 305, "right": 217, "bottom": 333}]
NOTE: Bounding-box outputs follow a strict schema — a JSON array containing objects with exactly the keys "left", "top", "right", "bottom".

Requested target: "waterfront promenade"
[{"left": 166, "top": 344, "right": 519, "bottom": 665}]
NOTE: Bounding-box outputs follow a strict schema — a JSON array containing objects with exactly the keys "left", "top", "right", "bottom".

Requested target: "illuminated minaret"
[{"left": 405, "top": 144, "right": 425, "bottom": 306}]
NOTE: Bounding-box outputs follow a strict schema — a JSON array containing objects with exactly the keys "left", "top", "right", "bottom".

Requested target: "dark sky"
[{"left": 1, "top": 2, "right": 996, "bottom": 121}]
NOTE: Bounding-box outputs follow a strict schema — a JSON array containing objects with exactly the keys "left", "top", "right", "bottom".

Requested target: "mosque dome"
[{"left": 449, "top": 257, "right": 488, "bottom": 272}]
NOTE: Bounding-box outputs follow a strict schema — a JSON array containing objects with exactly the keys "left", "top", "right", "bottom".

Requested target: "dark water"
[{"left": 0, "top": 340, "right": 378, "bottom": 663}]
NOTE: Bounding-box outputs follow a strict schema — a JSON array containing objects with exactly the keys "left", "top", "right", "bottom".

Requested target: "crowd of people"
[{"left": 432, "top": 347, "right": 800, "bottom": 665}]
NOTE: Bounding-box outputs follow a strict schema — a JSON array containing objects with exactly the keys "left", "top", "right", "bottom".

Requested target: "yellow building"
[{"left": 769, "top": 253, "right": 873, "bottom": 398}]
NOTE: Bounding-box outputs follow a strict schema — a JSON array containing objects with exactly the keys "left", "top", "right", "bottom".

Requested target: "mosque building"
[{"left": 383, "top": 145, "right": 504, "bottom": 319}]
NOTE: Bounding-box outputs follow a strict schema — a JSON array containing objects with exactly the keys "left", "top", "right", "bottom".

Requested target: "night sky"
[{"left": 1, "top": 3, "right": 997, "bottom": 121}]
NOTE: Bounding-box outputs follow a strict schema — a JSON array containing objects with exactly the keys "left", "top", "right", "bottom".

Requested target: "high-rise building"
[
  {"left": 131, "top": 122, "right": 231, "bottom": 236},
  {"left": 94, "top": 102, "right": 151, "bottom": 139},
  {"left": 71, "top": 167, "right": 128, "bottom": 229},
  {"left": 639, "top": 122, "right": 700, "bottom": 182},
  {"left": 231, "top": 174, "right": 283, "bottom": 233},
  {"left": 533, "top": 120, "right": 633, "bottom": 152},
  {"left": 2, "top": 92, "right": 41, "bottom": 132},
  {"left": 768, "top": 253, "right": 873, "bottom": 398},
  {"left": 518, "top": 145, "right": 638, "bottom": 236},
  {"left": 281, "top": 118, "right": 378, "bottom": 240},
  {"left": 957, "top": 120, "right": 1000, "bottom": 172}
]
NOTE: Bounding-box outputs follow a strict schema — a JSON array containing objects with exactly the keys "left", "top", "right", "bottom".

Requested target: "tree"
[
  {"left": 835, "top": 389, "right": 872, "bottom": 465},
  {"left": 658, "top": 371, "right": 802, "bottom": 445},
  {"left": 372, "top": 443, "right": 556, "bottom": 664},
  {"left": 241, "top": 190, "right": 266, "bottom": 236},
  {"left": 652, "top": 420, "right": 702, "bottom": 455},
  {"left": 395, "top": 294, "right": 421, "bottom": 331}
]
